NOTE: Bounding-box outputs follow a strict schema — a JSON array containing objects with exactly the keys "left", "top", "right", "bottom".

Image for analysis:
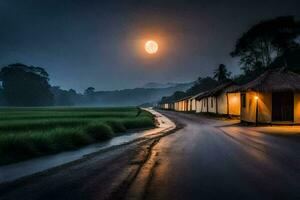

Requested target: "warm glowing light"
[
  {"left": 254, "top": 96, "right": 259, "bottom": 100},
  {"left": 232, "top": 96, "right": 237, "bottom": 102},
  {"left": 145, "top": 40, "right": 158, "bottom": 54}
]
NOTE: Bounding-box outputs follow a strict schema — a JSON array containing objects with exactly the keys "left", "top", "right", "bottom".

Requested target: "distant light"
[
  {"left": 254, "top": 96, "right": 259, "bottom": 100},
  {"left": 145, "top": 40, "right": 158, "bottom": 54}
]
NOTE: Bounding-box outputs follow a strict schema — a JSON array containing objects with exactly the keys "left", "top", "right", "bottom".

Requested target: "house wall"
[
  {"left": 191, "top": 99, "right": 197, "bottom": 111},
  {"left": 294, "top": 93, "right": 300, "bottom": 123},
  {"left": 204, "top": 98, "right": 209, "bottom": 112},
  {"left": 174, "top": 102, "right": 179, "bottom": 111},
  {"left": 186, "top": 99, "right": 197, "bottom": 111},
  {"left": 195, "top": 100, "right": 202, "bottom": 113},
  {"left": 164, "top": 103, "right": 167, "bottom": 110},
  {"left": 228, "top": 93, "right": 241, "bottom": 115},
  {"left": 196, "top": 98, "right": 208, "bottom": 113},
  {"left": 241, "top": 91, "right": 300, "bottom": 123},
  {"left": 164, "top": 103, "right": 169, "bottom": 109},
  {"left": 179, "top": 101, "right": 183, "bottom": 111},
  {"left": 216, "top": 86, "right": 241, "bottom": 116},
  {"left": 216, "top": 92, "right": 227, "bottom": 114},
  {"left": 177, "top": 100, "right": 188, "bottom": 111},
  {"left": 241, "top": 91, "right": 272, "bottom": 123},
  {"left": 182, "top": 101, "right": 186, "bottom": 111},
  {"left": 187, "top": 99, "right": 191, "bottom": 111},
  {"left": 185, "top": 100, "right": 189, "bottom": 111},
  {"left": 241, "top": 92, "right": 255, "bottom": 122},
  {"left": 207, "top": 97, "right": 217, "bottom": 113},
  {"left": 178, "top": 101, "right": 183, "bottom": 111},
  {"left": 195, "top": 92, "right": 240, "bottom": 116},
  {"left": 170, "top": 103, "right": 174, "bottom": 110},
  {"left": 258, "top": 93, "right": 272, "bottom": 123}
]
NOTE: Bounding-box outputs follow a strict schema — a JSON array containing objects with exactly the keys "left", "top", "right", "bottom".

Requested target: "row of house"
[{"left": 158, "top": 68, "right": 300, "bottom": 124}]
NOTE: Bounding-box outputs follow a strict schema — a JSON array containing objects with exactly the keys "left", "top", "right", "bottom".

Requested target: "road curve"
[
  {"left": 0, "top": 110, "right": 299, "bottom": 200},
  {"left": 127, "top": 110, "right": 300, "bottom": 200}
]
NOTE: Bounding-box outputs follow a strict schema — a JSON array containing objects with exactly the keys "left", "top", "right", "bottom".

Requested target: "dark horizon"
[{"left": 1, "top": 0, "right": 300, "bottom": 92}]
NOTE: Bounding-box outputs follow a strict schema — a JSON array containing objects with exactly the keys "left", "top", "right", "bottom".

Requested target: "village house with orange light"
[
  {"left": 158, "top": 82, "right": 240, "bottom": 116},
  {"left": 231, "top": 68, "right": 300, "bottom": 124},
  {"left": 195, "top": 82, "right": 240, "bottom": 116},
  {"left": 158, "top": 68, "right": 300, "bottom": 125}
]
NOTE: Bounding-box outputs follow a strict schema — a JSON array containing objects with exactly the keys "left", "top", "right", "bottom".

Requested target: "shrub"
[
  {"left": 85, "top": 123, "right": 114, "bottom": 140},
  {"left": 106, "top": 120, "right": 127, "bottom": 133},
  {"left": 0, "top": 134, "right": 40, "bottom": 164},
  {"left": 122, "top": 117, "right": 154, "bottom": 129}
]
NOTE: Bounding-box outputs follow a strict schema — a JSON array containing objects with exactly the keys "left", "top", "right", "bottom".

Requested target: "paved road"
[
  {"left": 1, "top": 110, "right": 299, "bottom": 200},
  {"left": 132, "top": 111, "right": 300, "bottom": 200}
]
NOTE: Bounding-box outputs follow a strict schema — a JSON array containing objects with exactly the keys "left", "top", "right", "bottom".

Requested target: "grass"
[{"left": 0, "top": 107, "right": 155, "bottom": 165}]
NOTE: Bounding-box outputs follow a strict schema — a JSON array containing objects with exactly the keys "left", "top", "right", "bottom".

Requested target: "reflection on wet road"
[{"left": 127, "top": 111, "right": 300, "bottom": 200}]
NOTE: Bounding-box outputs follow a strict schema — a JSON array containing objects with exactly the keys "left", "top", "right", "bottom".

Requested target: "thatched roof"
[
  {"left": 190, "top": 92, "right": 206, "bottom": 99},
  {"left": 195, "top": 91, "right": 210, "bottom": 100},
  {"left": 175, "top": 95, "right": 193, "bottom": 102},
  {"left": 173, "top": 91, "right": 207, "bottom": 102},
  {"left": 234, "top": 68, "right": 300, "bottom": 92},
  {"left": 208, "top": 82, "right": 235, "bottom": 96},
  {"left": 195, "top": 82, "right": 236, "bottom": 100}
]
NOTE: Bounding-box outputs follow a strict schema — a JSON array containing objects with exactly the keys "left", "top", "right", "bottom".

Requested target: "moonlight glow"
[{"left": 145, "top": 40, "right": 158, "bottom": 54}]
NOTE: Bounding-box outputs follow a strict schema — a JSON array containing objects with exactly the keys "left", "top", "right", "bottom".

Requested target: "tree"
[
  {"left": 185, "top": 76, "right": 219, "bottom": 95},
  {"left": 84, "top": 87, "right": 95, "bottom": 96},
  {"left": 159, "top": 76, "right": 219, "bottom": 104},
  {"left": 213, "top": 64, "right": 231, "bottom": 82},
  {"left": 0, "top": 63, "right": 54, "bottom": 106},
  {"left": 269, "top": 47, "right": 300, "bottom": 73},
  {"left": 51, "top": 86, "right": 79, "bottom": 106},
  {"left": 159, "top": 91, "right": 187, "bottom": 104},
  {"left": 0, "top": 87, "right": 5, "bottom": 106},
  {"left": 231, "top": 16, "right": 300, "bottom": 71}
]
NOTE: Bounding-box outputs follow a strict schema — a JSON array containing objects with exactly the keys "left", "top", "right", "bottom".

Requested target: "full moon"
[{"left": 145, "top": 40, "right": 158, "bottom": 54}]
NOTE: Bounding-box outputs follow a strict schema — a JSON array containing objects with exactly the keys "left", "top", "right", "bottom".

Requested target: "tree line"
[
  {"left": 0, "top": 63, "right": 191, "bottom": 107},
  {"left": 0, "top": 63, "right": 99, "bottom": 106},
  {"left": 160, "top": 16, "right": 300, "bottom": 104}
]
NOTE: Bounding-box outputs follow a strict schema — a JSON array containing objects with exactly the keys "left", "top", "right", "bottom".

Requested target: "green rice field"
[{"left": 0, "top": 107, "right": 155, "bottom": 165}]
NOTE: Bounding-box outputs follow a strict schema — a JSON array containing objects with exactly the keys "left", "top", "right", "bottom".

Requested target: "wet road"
[
  {"left": 1, "top": 110, "right": 299, "bottom": 200},
  {"left": 131, "top": 111, "right": 300, "bottom": 200}
]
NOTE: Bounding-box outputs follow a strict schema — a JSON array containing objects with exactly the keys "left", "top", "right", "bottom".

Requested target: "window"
[
  {"left": 211, "top": 98, "right": 213, "bottom": 108},
  {"left": 241, "top": 94, "right": 246, "bottom": 108}
]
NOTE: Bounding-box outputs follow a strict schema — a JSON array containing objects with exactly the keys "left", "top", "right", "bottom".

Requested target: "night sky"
[{"left": 1, "top": 0, "right": 300, "bottom": 92}]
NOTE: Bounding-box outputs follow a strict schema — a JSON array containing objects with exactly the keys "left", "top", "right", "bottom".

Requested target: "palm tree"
[{"left": 213, "top": 64, "right": 231, "bottom": 82}]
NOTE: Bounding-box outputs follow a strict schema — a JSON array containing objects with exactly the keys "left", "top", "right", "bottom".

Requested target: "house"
[
  {"left": 234, "top": 68, "right": 300, "bottom": 124},
  {"left": 162, "top": 103, "right": 169, "bottom": 110},
  {"left": 195, "top": 82, "right": 240, "bottom": 116},
  {"left": 174, "top": 96, "right": 190, "bottom": 111},
  {"left": 195, "top": 92, "right": 209, "bottom": 113},
  {"left": 158, "top": 102, "right": 174, "bottom": 110},
  {"left": 186, "top": 92, "right": 206, "bottom": 111},
  {"left": 169, "top": 102, "right": 175, "bottom": 110},
  {"left": 161, "top": 93, "right": 207, "bottom": 112}
]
